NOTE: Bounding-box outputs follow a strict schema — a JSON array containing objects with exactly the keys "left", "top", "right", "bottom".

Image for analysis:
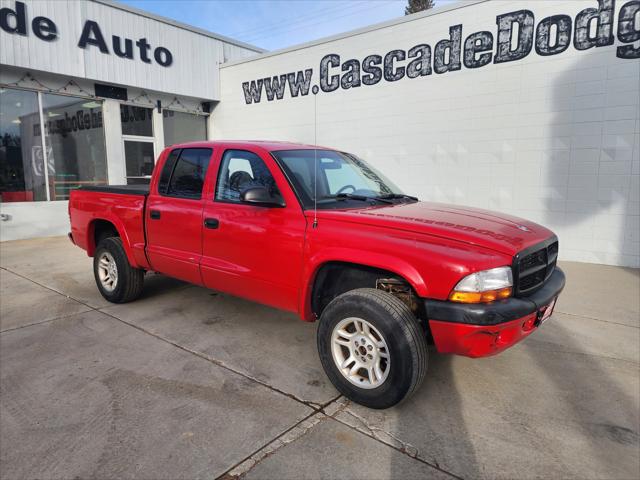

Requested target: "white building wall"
[
  {"left": 213, "top": 0, "right": 640, "bottom": 267},
  {"left": 0, "top": 0, "right": 261, "bottom": 100},
  {"left": 0, "top": 201, "right": 69, "bottom": 241}
]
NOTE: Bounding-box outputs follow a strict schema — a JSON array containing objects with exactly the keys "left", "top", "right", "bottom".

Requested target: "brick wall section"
[{"left": 214, "top": 0, "right": 640, "bottom": 267}]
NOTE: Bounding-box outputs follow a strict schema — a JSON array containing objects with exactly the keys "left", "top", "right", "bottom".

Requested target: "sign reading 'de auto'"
[
  {"left": 0, "top": 1, "right": 173, "bottom": 67},
  {"left": 242, "top": 0, "right": 639, "bottom": 105}
]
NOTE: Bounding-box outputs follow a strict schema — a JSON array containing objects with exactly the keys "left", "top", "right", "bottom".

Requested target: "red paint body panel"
[
  {"left": 69, "top": 189, "right": 149, "bottom": 269},
  {"left": 429, "top": 314, "right": 538, "bottom": 358},
  {"left": 200, "top": 146, "right": 307, "bottom": 312},
  {"left": 145, "top": 149, "right": 209, "bottom": 285},
  {"left": 69, "top": 140, "right": 562, "bottom": 359}
]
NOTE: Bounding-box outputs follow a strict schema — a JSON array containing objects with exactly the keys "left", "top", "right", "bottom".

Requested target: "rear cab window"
[{"left": 158, "top": 148, "right": 212, "bottom": 199}]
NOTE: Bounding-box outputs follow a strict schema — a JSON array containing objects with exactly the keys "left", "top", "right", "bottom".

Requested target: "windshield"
[{"left": 272, "top": 149, "right": 408, "bottom": 209}]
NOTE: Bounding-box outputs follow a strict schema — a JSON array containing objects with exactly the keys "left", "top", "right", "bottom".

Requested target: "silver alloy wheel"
[
  {"left": 331, "top": 317, "right": 390, "bottom": 389},
  {"left": 97, "top": 251, "right": 118, "bottom": 292}
]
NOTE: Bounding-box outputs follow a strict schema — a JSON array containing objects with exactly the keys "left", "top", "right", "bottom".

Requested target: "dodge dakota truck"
[{"left": 69, "top": 140, "right": 565, "bottom": 408}]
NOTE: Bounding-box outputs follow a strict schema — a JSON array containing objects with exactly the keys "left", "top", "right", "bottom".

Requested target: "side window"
[
  {"left": 164, "top": 148, "right": 212, "bottom": 199},
  {"left": 158, "top": 149, "right": 180, "bottom": 194},
  {"left": 215, "top": 149, "right": 282, "bottom": 203}
]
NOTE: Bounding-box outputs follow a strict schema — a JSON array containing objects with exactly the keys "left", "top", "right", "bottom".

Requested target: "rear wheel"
[
  {"left": 93, "top": 237, "right": 144, "bottom": 303},
  {"left": 317, "top": 288, "right": 428, "bottom": 409}
]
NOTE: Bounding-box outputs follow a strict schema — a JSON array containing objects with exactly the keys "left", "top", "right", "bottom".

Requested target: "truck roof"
[{"left": 165, "top": 140, "right": 332, "bottom": 152}]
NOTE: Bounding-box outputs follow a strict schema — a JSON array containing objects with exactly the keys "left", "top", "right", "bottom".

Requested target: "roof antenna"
[{"left": 312, "top": 88, "right": 318, "bottom": 229}]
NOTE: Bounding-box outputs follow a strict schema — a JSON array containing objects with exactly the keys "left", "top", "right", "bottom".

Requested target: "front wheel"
[
  {"left": 93, "top": 237, "right": 145, "bottom": 303},
  {"left": 317, "top": 288, "right": 428, "bottom": 409}
]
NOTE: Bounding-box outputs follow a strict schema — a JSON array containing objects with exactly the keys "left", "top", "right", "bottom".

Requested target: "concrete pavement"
[{"left": 1, "top": 236, "right": 638, "bottom": 479}]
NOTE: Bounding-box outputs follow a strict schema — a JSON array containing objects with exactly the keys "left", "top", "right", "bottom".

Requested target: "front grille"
[{"left": 514, "top": 238, "right": 558, "bottom": 296}]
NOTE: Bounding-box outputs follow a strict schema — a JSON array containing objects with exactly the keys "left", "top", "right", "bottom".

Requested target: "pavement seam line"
[
  {"left": 554, "top": 309, "right": 640, "bottom": 329},
  {"left": 0, "top": 309, "right": 93, "bottom": 334},
  {"left": 3, "top": 265, "right": 357, "bottom": 479},
  {"left": 2, "top": 267, "right": 101, "bottom": 310},
  {"left": 98, "top": 308, "right": 324, "bottom": 410},
  {"left": 3, "top": 266, "right": 326, "bottom": 412},
  {"left": 221, "top": 411, "right": 328, "bottom": 479},
  {"left": 326, "top": 400, "right": 463, "bottom": 480}
]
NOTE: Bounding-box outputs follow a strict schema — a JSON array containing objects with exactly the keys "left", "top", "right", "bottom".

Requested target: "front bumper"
[{"left": 425, "top": 268, "right": 565, "bottom": 358}]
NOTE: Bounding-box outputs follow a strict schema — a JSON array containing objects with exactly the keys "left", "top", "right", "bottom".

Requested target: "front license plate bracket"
[{"left": 535, "top": 298, "right": 557, "bottom": 326}]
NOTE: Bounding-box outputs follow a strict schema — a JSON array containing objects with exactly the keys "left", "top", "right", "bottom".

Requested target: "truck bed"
[
  {"left": 69, "top": 185, "right": 150, "bottom": 269},
  {"left": 79, "top": 185, "right": 150, "bottom": 196}
]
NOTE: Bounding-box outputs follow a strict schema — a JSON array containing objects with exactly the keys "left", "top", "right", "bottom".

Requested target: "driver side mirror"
[{"left": 240, "top": 186, "right": 285, "bottom": 208}]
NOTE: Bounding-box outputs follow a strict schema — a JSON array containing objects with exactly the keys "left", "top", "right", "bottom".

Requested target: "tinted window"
[
  {"left": 215, "top": 150, "right": 282, "bottom": 203},
  {"left": 166, "top": 148, "right": 211, "bottom": 199},
  {"left": 158, "top": 149, "right": 180, "bottom": 194}
]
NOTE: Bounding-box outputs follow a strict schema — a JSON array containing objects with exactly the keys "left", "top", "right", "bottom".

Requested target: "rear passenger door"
[{"left": 145, "top": 147, "right": 213, "bottom": 285}]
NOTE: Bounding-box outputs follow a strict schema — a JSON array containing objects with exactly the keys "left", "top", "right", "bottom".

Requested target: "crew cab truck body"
[{"left": 69, "top": 141, "right": 565, "bottom": 408}]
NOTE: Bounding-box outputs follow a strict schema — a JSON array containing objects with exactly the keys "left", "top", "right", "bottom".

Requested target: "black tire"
[
  {"left": 93, "top": 237, "right": 145, "bottom": 303},
  {"left": 317, "top": 288, "right": 428, "bottom": 409}
]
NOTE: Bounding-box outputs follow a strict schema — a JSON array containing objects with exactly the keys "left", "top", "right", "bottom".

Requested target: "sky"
[{"left": 117, "top": 0, "right": 457, "bottom": 51}]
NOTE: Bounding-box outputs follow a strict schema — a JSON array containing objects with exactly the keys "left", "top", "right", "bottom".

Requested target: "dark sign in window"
[{"left": 120, "top": 105, "right": 153, "bottom": 137}]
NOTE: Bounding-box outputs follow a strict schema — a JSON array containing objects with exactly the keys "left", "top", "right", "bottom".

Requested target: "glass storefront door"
[
  {"left": 0, "top": 88, "right": 47, "bottom": 202},
  {"left": 120, "top": 105, "right": 156, "bottom": 185},
  {"left": 124, "top": 140, "right": 155, "bottom": 185}
]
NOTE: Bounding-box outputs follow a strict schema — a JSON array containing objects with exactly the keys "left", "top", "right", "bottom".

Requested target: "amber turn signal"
[{"left": 449, "top": 287, "right": 513, "bottom": 303}]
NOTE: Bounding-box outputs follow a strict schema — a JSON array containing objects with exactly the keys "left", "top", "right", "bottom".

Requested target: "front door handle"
[
  {"left": 204, "top": 218, "right": 219, "bottom": 229},
  {"left": 150, "top": 210, "right": 161, "bottom": 220}
]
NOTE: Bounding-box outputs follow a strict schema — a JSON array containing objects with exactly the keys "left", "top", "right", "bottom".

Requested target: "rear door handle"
[
  {"left": 204, "top": 218, "right": 219, "bottom": 229},
  {"left": 150, "top": 210, "right": 161, "bottom": 220}
]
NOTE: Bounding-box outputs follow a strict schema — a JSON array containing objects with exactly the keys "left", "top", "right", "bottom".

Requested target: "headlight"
[{"left": 449, "top": 266, "right": 513, "bottom": 303}]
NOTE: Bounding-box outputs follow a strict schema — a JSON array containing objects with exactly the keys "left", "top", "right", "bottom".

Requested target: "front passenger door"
[{"left": 200, "top": 148, "right": 306, "bottom": 312}]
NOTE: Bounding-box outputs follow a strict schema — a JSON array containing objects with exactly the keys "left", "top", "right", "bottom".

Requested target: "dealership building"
[{"left": 1, "top": 0, "right": 639, "bottom": 267}]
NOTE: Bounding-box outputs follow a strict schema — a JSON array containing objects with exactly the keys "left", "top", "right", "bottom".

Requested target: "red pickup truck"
[{"left": 69, "top": 140, "right": 564, "bottom": 408}]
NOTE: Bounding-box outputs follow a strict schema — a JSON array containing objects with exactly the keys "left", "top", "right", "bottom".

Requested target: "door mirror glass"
[{"left": 240, "top": 186, "right": 285, "bottom": 207}]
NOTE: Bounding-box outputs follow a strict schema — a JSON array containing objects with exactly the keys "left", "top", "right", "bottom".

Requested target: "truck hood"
[{"left": 311, "top": 201, "right": 555, "bottom": 256}]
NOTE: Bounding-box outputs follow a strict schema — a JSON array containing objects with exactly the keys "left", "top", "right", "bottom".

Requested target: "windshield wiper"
[
  {"left": 323, "top": 193, "right": 393, "bottom": 204},
  {"left": 377, "top": 193, "right": 419, "bottom": 201}
]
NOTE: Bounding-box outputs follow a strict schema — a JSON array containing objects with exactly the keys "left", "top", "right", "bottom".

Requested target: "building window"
[
  {"left": 0, "top": 88, "right": 46, "bottom": 202},
  {"left": 1, "top": 87, "right": 108, "bottom": 202},
  {"left": 121, "top": 105, "right": 153, "bottom": 137},
  {"left": 41, "top": 93, "right": 108, "bottom": 200},
  {"left": 163, "top": 110, "right": 207, "bottom": 146}
]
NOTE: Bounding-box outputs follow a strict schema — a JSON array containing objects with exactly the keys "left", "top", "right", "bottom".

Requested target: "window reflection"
[
  {"left": 41, "top": 93, "right": 108, "bottom": 200},
  {"left": 0, "top": 88, "right": 47, "bottom": 202}
]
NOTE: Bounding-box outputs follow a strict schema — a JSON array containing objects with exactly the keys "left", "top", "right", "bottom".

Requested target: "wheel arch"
[
  {"left": 86, "top": 217, "right": 139, "bottom": 267},
  {"left": 300, "top": 254, "right": 428, "bottom": 323}
]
